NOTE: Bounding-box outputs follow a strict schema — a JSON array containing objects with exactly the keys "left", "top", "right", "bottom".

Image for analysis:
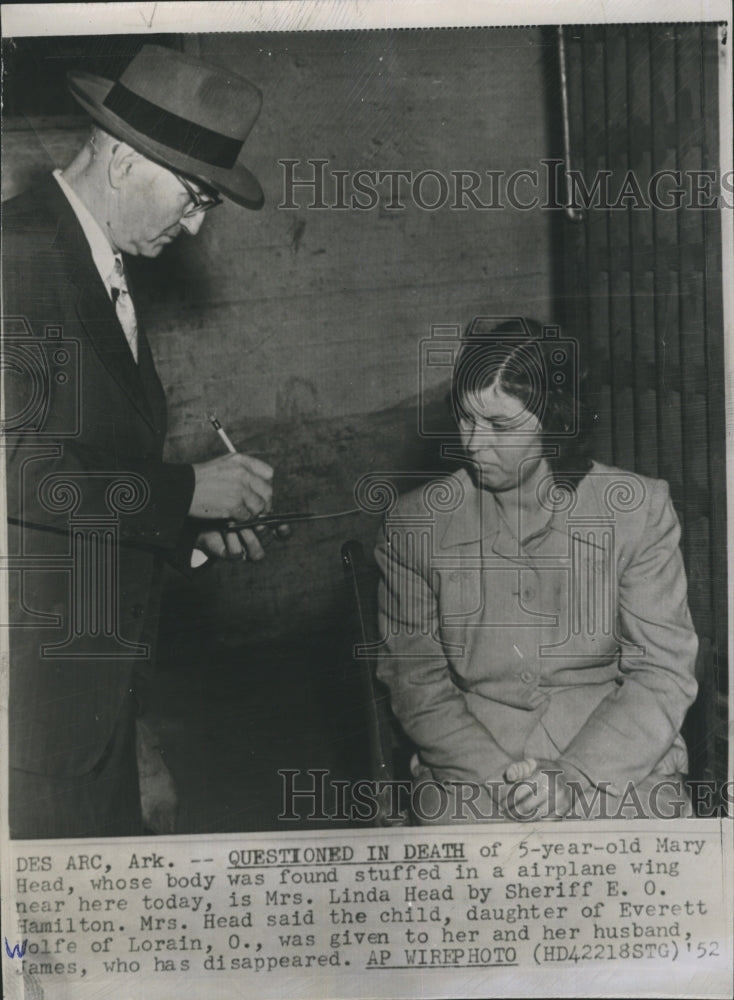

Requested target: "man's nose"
[{"left": 180, "top": 210, "right": 207, "bottom": 236}]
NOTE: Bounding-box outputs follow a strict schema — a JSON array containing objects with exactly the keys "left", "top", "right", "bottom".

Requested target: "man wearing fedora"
[{"left": 3, "top": 45, "right": 275, "bottom": 838}]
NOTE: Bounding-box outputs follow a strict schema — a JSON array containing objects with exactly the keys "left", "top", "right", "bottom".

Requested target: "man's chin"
[{"left": 139, "top": 243, "right": 167, "bottom": 258}]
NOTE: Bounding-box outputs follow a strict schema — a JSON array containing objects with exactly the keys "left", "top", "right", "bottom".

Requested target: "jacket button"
[
  {"left": 132, "top": 603, "right": 145, "bottom": 619},
  {"left": 520, "top": 670, "right": 534, "bottom": 684}
]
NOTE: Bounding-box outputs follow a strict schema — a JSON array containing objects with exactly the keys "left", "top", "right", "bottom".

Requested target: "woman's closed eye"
[{"left": 461, "top": 416, "right": 515, "bottom": 434}]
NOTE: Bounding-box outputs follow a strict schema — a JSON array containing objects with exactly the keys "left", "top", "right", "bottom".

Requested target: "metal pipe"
[{"left": 558, "top": 25, "right": 585, "bottom": 222}]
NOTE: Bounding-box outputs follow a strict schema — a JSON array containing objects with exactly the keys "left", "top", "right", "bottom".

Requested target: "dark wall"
[
  {"left": 3, "top": 28, "right": 557, "bottom": 644},
  {"left": 158, "top": 29, "right": 557, "bottom": 643}
]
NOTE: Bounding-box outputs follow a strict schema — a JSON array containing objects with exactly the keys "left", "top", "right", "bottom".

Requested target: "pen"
[
  {"left": 210, "top": 415, "right": 237, "bottom": 454},
  {"left": 192, "top": 416, "right": 245, "bottom": 566},
  {"left": 209, "top": 415, "right": 282, "bottom": 540}
]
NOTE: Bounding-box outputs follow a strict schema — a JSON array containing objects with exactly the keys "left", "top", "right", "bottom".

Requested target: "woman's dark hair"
[{"left": 451, "top": 317, "right": 593, "bottom": 484}]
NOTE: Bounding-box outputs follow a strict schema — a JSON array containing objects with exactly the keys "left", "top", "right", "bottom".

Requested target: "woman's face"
[{"left": 458, "top": 381, "right": 546, "bottom": 492}]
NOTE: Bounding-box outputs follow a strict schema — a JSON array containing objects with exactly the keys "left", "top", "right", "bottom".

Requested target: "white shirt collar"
[{"left": 52, "top": 169, "right": 118, "bottom": 295}]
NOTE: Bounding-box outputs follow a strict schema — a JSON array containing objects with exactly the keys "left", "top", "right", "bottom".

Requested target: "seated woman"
[{"left": 375, "top": 318, "right": 698, "bottom": 822}]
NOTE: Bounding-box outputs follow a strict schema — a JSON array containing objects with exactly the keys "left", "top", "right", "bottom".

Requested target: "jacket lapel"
[
  {"left": 74, "top": 280, "right": 158, "bottom": 430},
  {"left": 438, "top": 469, "right": 501, "bottom": 551},
  {"left": 123, "top": 260, "right": 167, "bottom": 435},
  {"left": 135, "top": 324, "right": 167, "bottom": 436},
  {"left": 42, "top": 176, "right": 159, "bottom": 431}
]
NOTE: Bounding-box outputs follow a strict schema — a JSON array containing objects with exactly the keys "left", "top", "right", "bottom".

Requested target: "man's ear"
[{"left": 108, "top": 142, "right": 140, "bottom": 190}]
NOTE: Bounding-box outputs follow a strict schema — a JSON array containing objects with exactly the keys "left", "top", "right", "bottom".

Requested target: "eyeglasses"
[{"left": 173, "top": 172, "right": 223, "bottom": 217}]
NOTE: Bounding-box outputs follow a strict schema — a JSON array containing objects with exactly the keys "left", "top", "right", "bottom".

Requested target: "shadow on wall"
[{"left": 159, "top": 387, "right": 458, "bottom": 651}]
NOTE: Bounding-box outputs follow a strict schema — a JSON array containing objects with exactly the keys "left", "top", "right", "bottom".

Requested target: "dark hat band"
[{"left": 103, "top": 82, "right": 243, "bottom": 170}]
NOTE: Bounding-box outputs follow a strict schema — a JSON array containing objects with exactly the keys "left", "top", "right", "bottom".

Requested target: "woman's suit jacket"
[
  {"left": 375, "top": 463, "right": 698, "bottom": 798},
  {"left": 3, "top": 176, "right": 196, "bottom": 778}
]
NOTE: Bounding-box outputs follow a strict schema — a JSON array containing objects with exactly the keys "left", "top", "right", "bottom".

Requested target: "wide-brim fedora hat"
[{"left": 67, "top": 44, "right": 264, "bottom": 209}]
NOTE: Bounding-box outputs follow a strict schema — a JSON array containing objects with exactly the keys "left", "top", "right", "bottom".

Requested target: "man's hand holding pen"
[
  {"left": 189, "top": 452, "right": 280, "bottom": 561},
  {"left": 187, "top": 416, "right": 355, "bottom": 565},
  {"left": 189, "top": 451, "right": 274, "bottom": 522},
  {"left": 188, "top": 417, "right": 292, "bottom": 563}
]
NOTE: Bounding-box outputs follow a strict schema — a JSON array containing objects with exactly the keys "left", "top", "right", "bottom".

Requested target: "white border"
[
  {"left": 0, "top": 0, "right": 731, "bottom": 37},
  {"left": 719, "top": 21, "right": 734, "bottom": 786},
  {"left": 1, "top": 7, "right": 732, "bottom": 999}
]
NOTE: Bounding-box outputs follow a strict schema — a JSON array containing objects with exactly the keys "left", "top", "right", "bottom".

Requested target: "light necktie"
[{"left": 109, "top": 256, "right": 139, "bottom": 363}]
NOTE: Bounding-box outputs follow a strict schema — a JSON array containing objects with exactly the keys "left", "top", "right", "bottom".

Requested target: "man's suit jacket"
[
  {"left": 3, "top": 176, "right": 196, "bottom": 777},
  {"left": 375, "top": 463, "right": 698, "bottom": 797}
]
